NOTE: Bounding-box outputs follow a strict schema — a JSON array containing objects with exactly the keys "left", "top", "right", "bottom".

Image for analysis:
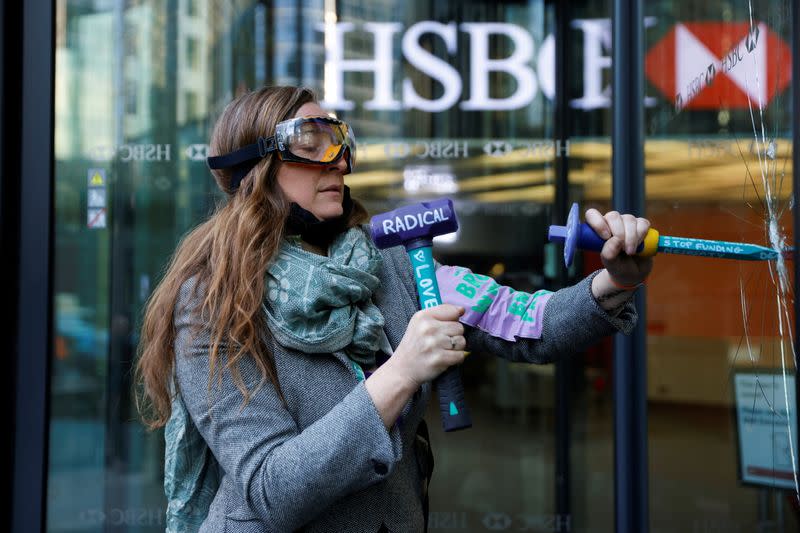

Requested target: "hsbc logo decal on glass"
[{"left": 646, "top": 22, "right": 792, "bottom": 112}]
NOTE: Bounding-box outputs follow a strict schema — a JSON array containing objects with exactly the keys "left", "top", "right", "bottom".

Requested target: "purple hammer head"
[{"left": 370, "top": 198, "right": 459, "bottom": 249}]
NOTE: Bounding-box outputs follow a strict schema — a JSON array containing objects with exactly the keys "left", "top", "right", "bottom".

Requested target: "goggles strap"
[
  {"left": 207, "top": 136, "right": 276, "bottom": 191},
  {"left": 285, "top": 186, "right": 354, "bottom": 248}
]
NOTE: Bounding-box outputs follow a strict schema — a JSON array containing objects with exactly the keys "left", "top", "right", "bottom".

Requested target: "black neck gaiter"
[{"left": 285, "top": 185, "right": 355, "bottom": 248}]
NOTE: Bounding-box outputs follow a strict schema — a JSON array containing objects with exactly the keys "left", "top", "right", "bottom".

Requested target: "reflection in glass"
[
  {"left": 644, "top": 1, "right": 797, "bottom": 531},
  {"left": 49, "top": 0, "right": 800, "bottom": 531},
  {"left": 51, "top": 1, "right": 566, "bottom": 530}
]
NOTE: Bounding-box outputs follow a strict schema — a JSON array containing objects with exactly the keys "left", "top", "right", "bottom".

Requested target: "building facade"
[{"left": 5, "top": 0, "right": 799, "bottom": 531}]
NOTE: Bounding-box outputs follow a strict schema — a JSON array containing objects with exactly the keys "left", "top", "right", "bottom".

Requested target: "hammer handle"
[{"left": 407, "top": 246, "right": 472, "bottom": 432}]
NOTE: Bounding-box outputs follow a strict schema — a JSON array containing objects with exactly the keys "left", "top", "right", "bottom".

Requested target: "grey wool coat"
[{"left": 173, "top": 245, "right": 636, "bottom": 533}]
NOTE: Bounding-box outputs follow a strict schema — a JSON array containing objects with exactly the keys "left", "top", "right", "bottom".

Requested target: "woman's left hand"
[{"left": 584, "top": 208, "right": 653, "bottom": 288}]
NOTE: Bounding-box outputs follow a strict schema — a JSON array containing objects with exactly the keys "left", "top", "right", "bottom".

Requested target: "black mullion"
[
  {"left": 552, "top": 0, "right": 572, "bottom": 523},
  {"left": 12, "top": 0, "right": 55, "bottom": 531},
  {"left": 611, "top": 0, "right": 648, "bottom": 532}
]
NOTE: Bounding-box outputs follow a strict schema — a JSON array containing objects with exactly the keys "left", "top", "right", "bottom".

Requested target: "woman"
[{"left": 136, "top": 86, "right": 652, "bottom": 533}]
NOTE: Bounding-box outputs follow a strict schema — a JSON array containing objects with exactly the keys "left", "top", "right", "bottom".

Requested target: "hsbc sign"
[
  {"left": 320, "top": 21, "right": 549, "bottom": 112},
  {"left": 318, "top": 19, "right": 791, "bottom": 113},
  {"left": 320, "top": 20, "right": 577, "bottom": 112},
  {"left": 645, "top": 22, "right": 792, "bottom": 110}
]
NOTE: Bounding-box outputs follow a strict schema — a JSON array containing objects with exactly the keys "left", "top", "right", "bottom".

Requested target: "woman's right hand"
[{"left": 390, "top": 304, "right": 467, "bottom": 388}]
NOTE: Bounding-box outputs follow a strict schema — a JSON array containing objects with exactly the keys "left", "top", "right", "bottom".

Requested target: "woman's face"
[{"left": 275, "top": 102, "right": 348, "bottom": 220}]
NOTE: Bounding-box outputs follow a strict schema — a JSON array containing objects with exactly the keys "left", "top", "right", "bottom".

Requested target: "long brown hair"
[{"left": 136, "top": 86, "right": 368, "bottom": 429}]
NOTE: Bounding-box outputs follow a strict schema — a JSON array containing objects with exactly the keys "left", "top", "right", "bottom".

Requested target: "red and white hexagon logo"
[{"left": 645, "top": 22, "right": 792, "bottom": 110}]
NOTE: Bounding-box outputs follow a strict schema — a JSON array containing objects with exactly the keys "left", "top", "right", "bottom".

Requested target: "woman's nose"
[{"left": 329, "top": 149, "right": 350, "bottom": 173}]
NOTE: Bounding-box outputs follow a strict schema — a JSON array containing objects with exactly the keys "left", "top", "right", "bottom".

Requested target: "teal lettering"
[
  {"left": 508, "top": 301, "right": 526, "bottom": 317},
  {"left": 522, "top": 302, "right": 536, "bottom": 322},
  {"left": 507, "top": 291, "right": 535, "bottom": 319},
  {"left": 472, "top": 273, "right": 491, "bottom": 284},
  {"left": 486, "top": 281, "right": 500, "bottom": 296},
  {"left": 456, "top": 283, "right": 476, "bottom": 299},
  {"left": 512, "top": 291, "right": 531, "bottom": 304},
  {"left": 471, "top": 294, "right": 493, "bottom": 313},
  {"left": 462, "top": 273, "right": 481, "bottom": 288}
]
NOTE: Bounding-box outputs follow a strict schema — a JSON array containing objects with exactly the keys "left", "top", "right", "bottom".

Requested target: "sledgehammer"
[{"left": 370, "top": 199, "right": 472, "bottom": 432}]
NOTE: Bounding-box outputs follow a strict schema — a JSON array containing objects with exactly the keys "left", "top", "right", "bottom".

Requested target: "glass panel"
[
  {"left": 560, "top": 3, "right": 617, "bottom": 531},
  {"left": 644, "top": 0, "right": 797, "bottom": 531},
  {"left": 48, "top": 0, "right": 688, "bottom": 532},
  {"left": 52, "top": 0, "right": 223, "bottom": 529}
]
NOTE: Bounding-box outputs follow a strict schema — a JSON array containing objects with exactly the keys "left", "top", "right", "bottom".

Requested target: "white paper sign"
[{"left": 734, "top": 372, "right": 798, "bottom": 489}]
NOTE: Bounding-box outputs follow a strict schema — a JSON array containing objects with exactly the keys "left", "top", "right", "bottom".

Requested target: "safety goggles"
[{"left": 207, "top": 116, "right": 356, "bottom": 191}]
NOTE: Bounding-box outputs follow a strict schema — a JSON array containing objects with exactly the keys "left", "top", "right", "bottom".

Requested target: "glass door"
[
  {"left": 50, "top": 1, "right": 580, "bottom": 531},
  {"left": 643, "top": 1, "right": 798, "bottom": 531}
]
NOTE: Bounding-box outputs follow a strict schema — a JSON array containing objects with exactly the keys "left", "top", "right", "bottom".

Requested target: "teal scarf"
[
  {"left": 164, "top": 392, "right": 220, "bottom": 533},
  {"left": 264, "top": 226, "right": 385, "bottom": 368}
]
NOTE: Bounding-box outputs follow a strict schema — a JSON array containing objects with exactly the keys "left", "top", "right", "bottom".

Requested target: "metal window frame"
[
  {"left": 551, "top": 0, "right": 572, "bottom": 521},
  {"left": 9, "top": 0, "right": 55, "bottom": 531},
  {"left": 611, "top": 1, "right": 649, "bottom": 532}
]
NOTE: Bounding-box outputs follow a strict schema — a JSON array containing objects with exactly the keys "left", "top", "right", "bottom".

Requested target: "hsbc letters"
[
  {"left": 318, "top": 19, "right": 646, "bottom": 112},
  {"left": 319, "top": 21, "right": 544, "bottom": 111}
]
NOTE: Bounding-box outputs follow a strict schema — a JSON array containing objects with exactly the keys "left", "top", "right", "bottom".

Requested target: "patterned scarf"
[{"left": 264, "top": 225, "right": 385, "bottom": 368}]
